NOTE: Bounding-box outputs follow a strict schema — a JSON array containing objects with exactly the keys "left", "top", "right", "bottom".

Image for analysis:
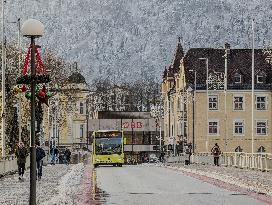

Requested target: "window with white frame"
[
  {"left": 79, "top": 102, "right": 84, "bottom": 114},
  {"left": 256, "top": 120, "right": 267, "bottom": 135},
  {"left": 256, "top": 96, "right": 267, "bottom": 110},
  {"left": 80, "top": 124, "right": 84, "bottom": 138},
  {"left": 208, "top": 120, "right": 219, "bottom": 135},
  {"left": 209, "top": 95, "right": 218, "bottom": 110},
  {"left": 177, "top": 97, "right": 181, "bottom": 111},
  {"left": 171, "top": 100, "right": 174, "bottom": 113},
  {"left": 233, "top": 120, "right": 244, "bottom": 135},
  {"left": 233, "top": 96, "right": 244, "bottom": 110}
]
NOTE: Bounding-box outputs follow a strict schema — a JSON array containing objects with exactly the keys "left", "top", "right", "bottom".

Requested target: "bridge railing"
[{"left": 166, "top": 152, "right": 272, "bottom": 172}]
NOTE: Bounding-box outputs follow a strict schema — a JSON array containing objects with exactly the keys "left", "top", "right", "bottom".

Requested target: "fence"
[{"left": 166, "top": 152, "right": 272, "bottom": 172}]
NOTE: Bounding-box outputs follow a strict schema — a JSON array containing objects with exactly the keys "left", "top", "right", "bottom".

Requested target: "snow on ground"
[{"left": 0, "top": 163, "right": 85, "bottom": 205}]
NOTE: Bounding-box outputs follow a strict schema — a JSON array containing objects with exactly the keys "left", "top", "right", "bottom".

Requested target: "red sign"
[{"left": 122, "top": 121, "right": 143, "bottom": 129}]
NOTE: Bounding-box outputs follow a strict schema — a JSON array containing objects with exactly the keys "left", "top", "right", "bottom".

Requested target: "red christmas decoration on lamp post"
[{"left": 16, "top": 44, "right": 52, "bottom": 106}]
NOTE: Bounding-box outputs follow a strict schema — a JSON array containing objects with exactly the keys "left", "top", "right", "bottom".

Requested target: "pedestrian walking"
[
  {"left": 36, "top": 142, "right": 45, "bottom": 180},
  {"left": 50, "top": 147, "right": 59, "bottom": 165},
  {"left": 185, "top": 143, "right": 192, "bottom": 165},
  {"left": 211, "top": 143, "right": 221, "bottom": 166},
  {"left": 15, "top": 142, "right": 28, "bottom": 180},
  {"left": 64, "top": 147, "right": 71, "bottom": 165}
]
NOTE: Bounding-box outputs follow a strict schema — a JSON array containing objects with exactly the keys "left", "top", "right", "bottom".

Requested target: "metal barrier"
[{"left": 166, "top": 152, "right": 272, "bottom": 172}]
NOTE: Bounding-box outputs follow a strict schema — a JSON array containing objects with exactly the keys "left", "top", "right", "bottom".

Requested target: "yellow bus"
[{"left": 92, "top": 130, "right": 125, "bottom": 168}]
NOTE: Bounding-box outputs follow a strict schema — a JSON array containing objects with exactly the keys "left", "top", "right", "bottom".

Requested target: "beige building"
[
  {"left": 162, "top": 40, "right": 272, "bottom": 153},
  {"left": 44, "top": 72, "right": 89, "bottom": 148}
]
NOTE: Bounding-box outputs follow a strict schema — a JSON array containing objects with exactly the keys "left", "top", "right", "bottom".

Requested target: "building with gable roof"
[{"left": 162, "top": 40, "right": 272, "bottom": 154}]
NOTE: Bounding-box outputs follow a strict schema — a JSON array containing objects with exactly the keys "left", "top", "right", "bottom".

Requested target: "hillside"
[{"left": 4, "top": 0, "right": 272, "bottom": 83}]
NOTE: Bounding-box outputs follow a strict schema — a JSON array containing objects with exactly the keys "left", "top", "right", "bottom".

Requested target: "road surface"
[{"left": 93, "top": 165, "right": 266, "bottom": 205}]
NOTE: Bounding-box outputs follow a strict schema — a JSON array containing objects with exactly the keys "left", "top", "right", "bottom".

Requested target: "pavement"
[
  {"left": 1, "top": 161, "right": 272, "bottom": 204},
  {"left": 93, "top": 164, "right": 268, "bottom": 205},
  {"left": 161, "top": 163, "right": 272, "bottom": 204},
  {"left": 0, "top": 163, "right": 85, "bottom": 205}
]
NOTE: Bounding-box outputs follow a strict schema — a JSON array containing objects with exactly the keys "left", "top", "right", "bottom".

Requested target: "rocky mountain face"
[{"left": 4, "top": 0, "right": 272, "bottom": 84}]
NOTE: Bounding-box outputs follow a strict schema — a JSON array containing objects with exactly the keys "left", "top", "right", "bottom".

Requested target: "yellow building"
[
  {"left": 162, "top": 40, "right": 272, "bottom": 154},
  {"left": 44, "top": 72, "right": 89, "bottom": 149}
]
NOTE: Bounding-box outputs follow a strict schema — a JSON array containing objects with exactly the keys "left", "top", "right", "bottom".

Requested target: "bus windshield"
[{"left": 95, "top": 137, "right": 122, "bottom": 155}]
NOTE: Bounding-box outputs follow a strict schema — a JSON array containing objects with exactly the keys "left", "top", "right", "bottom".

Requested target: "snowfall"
[{"left": 0, "top": 163, "right": 91, "bottom": 205}]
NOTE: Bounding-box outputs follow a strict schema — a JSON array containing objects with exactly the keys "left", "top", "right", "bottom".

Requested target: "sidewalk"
[
  {"left": 158, "top": 163, "right": 272, "bottom": 204},
  {"left": 0, "top": 163, "right": 86, "bottom": 205}
]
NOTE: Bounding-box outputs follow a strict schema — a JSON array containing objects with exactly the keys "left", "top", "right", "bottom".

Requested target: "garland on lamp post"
[{"left": 15, "top": 45, "right": 52, "bottom": 105}]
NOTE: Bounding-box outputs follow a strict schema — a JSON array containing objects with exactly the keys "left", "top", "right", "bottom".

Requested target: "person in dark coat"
[
  {"left": 64, "top": 148, "right": 71, "bottom": 165},
  {"left": 15, "top": 142, "right": 28, "bottom": 180},
  {"left": 36, "top": 142, "right": 45, "bottom": 180},
  {"left": 211, "top": 143, "right": 221, "bottom": 166}
]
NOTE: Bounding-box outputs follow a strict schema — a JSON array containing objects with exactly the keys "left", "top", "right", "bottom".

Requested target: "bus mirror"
[{"left": 124, "top": 138, "right": 127, "bottom": 145}]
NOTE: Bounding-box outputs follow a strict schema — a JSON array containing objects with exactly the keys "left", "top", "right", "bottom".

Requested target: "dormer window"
[
  {"left": 257, "top": 75, "right": 264, "bottom": 84},
  {"left": 234, "top": 73, "right": 241, "bottom": 84},
  {"left": 257, "top": 71, "right": 266, "bottom": 84}
]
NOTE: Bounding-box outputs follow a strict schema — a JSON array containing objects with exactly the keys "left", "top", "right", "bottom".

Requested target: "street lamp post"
[
  {"left": 251, "top": 19, "right": 255, "bottom": 160},
  {"left": 21, "top": 19, "right": 44, "bottom": 205},
  {"left": 224, "top": 43, "right": 230, "bottom": 152},
  {"left": 189, "top": 69, "right": 196, "bottom": 153},
  {"left": 199, "top": 58, "right": 209, "bottom": 152},
  {"left": 1, "top": 0, "right": 6, "bottom": 157},
  {"left": 167, "top": 91, "right": 171, "bottom": 153},
  {"left": 17, "top": 18, "right": 22, "bottom": 143}
]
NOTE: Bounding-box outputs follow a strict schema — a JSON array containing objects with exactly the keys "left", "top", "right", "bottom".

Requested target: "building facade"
[
  {"left": 162, "top": 39, "right": 272, "bottom": 153},
  {"left": 43, "top": 72, "right": 89, "bottom": 149}
]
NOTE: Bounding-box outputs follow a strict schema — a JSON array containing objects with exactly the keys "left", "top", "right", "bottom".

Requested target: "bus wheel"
[
  {"left": 113, "top": 164, "right": 116, "bottom": 167},
  {"left": 118, "top": 164, "right": 122, "bottom": 167},
  {"left": 94, "top": 164, "right": 98, "bottom": 168}
]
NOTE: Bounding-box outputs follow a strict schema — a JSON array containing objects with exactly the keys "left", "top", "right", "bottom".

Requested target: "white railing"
[
  {"left": 166, "top": 152, "right": 272, "bottom": 172},
  {"left": 221, "top": 152, "right": 272, "bottom": 172}
]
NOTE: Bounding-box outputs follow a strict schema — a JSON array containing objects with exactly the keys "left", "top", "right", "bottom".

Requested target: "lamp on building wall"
[{"left": 21, "top": 18, "right": 44, "bottom": 205}]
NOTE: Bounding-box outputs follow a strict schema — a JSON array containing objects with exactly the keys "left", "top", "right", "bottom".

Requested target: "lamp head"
[{"left": 21, "top": 19, "right": 44, "bottom": 38}]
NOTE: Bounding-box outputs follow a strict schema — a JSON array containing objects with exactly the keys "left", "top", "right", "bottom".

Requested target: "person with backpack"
[
  {"left": 211, "top": 143, "right": 221, "bottom": 166},
  {"left": 36, "top": 142, "right": 46, "bottom": 180},
  {"left": 15, "top": 142, "right": 28, "bottom": 180}
]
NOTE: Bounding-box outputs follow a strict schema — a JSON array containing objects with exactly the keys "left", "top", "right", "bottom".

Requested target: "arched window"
[
  {"left": 235, "top": 146, "right": 243, "bottom": 152},
  {"left": 234, "top": 73, "right": 241, "bottom": 84},
  {"left": 258, "top": 146, "right": 266, "bottom": 153}
]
